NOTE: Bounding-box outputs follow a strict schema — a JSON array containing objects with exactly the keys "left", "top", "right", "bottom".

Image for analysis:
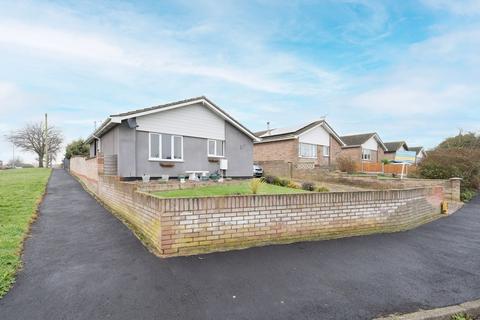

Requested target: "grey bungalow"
[{"left": 86, "top": 96, "right": 259, "bottom": 179}]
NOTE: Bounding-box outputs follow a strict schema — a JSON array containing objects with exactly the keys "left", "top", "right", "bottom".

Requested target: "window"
[
  {"left": 299, "top": 143, "right": 317, "bottom": 158},
  {"left": 149, "top": 133, "right": 183, "bottom": 161},
  {"left": 323, "top": 145, "right": 330, "bottom": 157},
  {"left": 362, "top": 149, "right": 372, "bottom": 161},
  {"left": 208, "top": 139, "right": 225, "bottom": 157}
]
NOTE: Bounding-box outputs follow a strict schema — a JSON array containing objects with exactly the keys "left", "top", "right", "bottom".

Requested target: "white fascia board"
[
  {"left": 111, "top": 98, "right": 259, "bottom": 142},
  {"left": 373, "top": 134, "right": 388, "bottom": 151}
]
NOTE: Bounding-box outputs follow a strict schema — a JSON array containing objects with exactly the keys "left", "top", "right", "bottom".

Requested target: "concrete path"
[{"left": 1, "top": 169, "right": 479, "bottom": 320}]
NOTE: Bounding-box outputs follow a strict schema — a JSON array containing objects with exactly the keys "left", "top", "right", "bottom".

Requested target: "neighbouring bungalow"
[
  {"left": 408, "top": 146, "right": 427, "bottom": 164},
  {"left": 253, "top": 120, "right": 346, "bottom": 169},
  {"left": 383, "top": 141, "right": 409, "bottom": 161},
  {"left": 339, "top": 133, "right": 388, "bottom": 163},
  {"left": 85, "top": 96, "right": 259, "bottom": 179}
]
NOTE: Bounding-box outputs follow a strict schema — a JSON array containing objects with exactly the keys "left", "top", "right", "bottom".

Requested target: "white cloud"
[
  {"left": 0, "top": 82, "right": 31, "bottom": 116},
  {"left": 347, "top": 24, "right": 480, "bottom": 117},
  {"left": 0, "top": 15, "right": 343, "bottom": 97},
  {"left": 422, "top": 0, "right": 480, "bottom": 15},
  {"left": 0, "top": 20, "right": 136, "bottom": 66}
]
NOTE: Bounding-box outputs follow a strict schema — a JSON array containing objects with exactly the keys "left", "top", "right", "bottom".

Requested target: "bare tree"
[{"left": 6, "top": 122, "right": 63, "bottom": 168}]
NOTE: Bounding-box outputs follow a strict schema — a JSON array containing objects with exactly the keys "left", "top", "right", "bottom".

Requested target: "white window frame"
[
  {"left": 149, "top": 132, "right": 184, "bottom": 162},
  {"left": 362, "top": 148, "right": 372, "bottom": 161},
  {"left": 207, "top": 139, "right": 225, "bottom": 157},
  {"left": 323, "top": 145, "right": 329, "bottom": 157},
  {"left": 299, "top": 143, "right": 317, "bottom": 159}
]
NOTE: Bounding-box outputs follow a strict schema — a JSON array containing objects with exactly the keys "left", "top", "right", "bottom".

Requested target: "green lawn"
[
  {"left": 153, "top": 180, "right": 309, "bottom": 198},
  {"left": 0, "top": 168, "right": 51, "bottom": 298}
]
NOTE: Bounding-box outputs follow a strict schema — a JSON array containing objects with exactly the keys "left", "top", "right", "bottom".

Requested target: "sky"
[{"left": 1, "top": 0, "right": 479, "bottom": 164}]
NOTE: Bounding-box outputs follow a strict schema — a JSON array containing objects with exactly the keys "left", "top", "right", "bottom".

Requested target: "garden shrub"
[
  {"left": 316, "top": 186, "right": 329, "bottom": 192},
  {"left": 279, "top": 179, "right": 290, "bottom": 187},
  {"left": 419, "top": 148, "right": 480, "bottom": 190},
  {"left": 249, "top": 178, "right": 263, "bottom": 194},
  {"left": 262, "top": 175, "right": 276, "bottom": 184},
  {"left": 381, "top": 158, "right": 390, "bottom": 165},
  {"left": 301, "top": 181, "right": 315, "bottom": 191},
  {"left": 336, "top": 156, "right": 356, "bottom": 173},
  {"left": 287, "top": 181, "right": 299, "bottom": 189},
  {"left": 460, "top": 188, "right": 477, "bottom": 202}
]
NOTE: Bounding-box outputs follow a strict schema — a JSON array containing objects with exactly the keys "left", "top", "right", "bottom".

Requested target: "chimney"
[{"left": 267, "top": 121, "right": 271, "bottom": 135}]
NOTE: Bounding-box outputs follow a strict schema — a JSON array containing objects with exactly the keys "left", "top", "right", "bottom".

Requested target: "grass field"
[
  {"left": 153, "top": 180, "right": 308, "bottom": 198},
  {"left": 0, "top": 168, "right": 51, "bottom": 298}
]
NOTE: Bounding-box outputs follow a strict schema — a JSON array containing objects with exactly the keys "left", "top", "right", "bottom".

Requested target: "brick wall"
[
  {"left": 253, "top": 139, "right": 298, "bottom": 163},
  {"left": 338, "top": 147, "right": 361, "bottom": 162},
  {"left": 330, "top": 136, "right": 343, "bottom": 164},
  {"left": 72, "top": 171, "right": 445, "bottom": 258},
  {"left": 70, "top": 156, "right": 101, "bottom": 190}
]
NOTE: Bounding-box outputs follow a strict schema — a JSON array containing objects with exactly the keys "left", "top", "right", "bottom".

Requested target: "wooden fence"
[{"left": 355, "top": 162, "right": 418, "bottom": 175}]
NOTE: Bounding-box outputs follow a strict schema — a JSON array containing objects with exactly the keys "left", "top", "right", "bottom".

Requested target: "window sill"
[
  {"left": 299, "top": 156, "right": 317, "bottom": 159},
  {"left": 208, "top": 155, "right": 225, "bottom": 159},
  {"left": 149, "top": 158, "right": 184, "bottom": 163}
]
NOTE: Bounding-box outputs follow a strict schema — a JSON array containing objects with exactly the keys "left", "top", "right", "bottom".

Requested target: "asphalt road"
[{"left": 1, "top": 169, "right": 479, "bottom": 320}]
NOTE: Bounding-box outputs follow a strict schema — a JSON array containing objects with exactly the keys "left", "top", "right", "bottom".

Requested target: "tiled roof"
[
  {"left": 255, "top": 120, "right": 345, "bottom": 145},
  {"left": 384, "top": 141, "right": 408, "bottom": 152},
  {"left": 408, "top": 146, "right": 423, "bottom": 155},
  {"left": 255, "top": 120, "right": 324, "bottom": 140},
  {"left": 340, "top": 133, "right": 376, "bottom": 147}
]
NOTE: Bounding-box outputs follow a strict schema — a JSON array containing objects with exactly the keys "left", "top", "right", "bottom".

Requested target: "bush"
[
  {"left": 261, "top": 175, "right": 276, "bottom": 184},
  {"left": 419, "top": 148, "right": 480, "bottom": 190},
  {"left": 279, "top": 179, "right": 290, "bottom": 187},
  {"left": 381, "top": 158, "right": 390, "bottom": 165},
  {"left": 249, "top": 179, "right": 263, "bottom": 194},
  {"left": 316, "top": 186, "right": 329, "bottom": 192},
  {"left": 460, "top": 188, "right": 477, "bottom": 202},
  {"left": 65, "top": 139, "right": 89, "bottom": 159},
  {"left": 287, "top": 181, "right": 300, "bottom": 189},
  {"left": 336, "top": 156, "right": 356, "bottom": 173},
  {"left": 301, "top": 181, "right": 315, "bottom": 191}
]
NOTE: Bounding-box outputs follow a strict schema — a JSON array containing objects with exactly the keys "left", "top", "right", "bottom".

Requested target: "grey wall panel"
[
  {"left": 118, "top": 123, "right": 136, "bottom": 177},
  {"left": 135, "top": 131, "right": 220, "bottom": 177},
  {"left": 224, "top": 122, "right": 253, "bottom": 177}
]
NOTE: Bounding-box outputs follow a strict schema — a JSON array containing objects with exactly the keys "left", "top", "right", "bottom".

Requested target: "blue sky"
[{"left": 1, "top": 0, "right": 479, "bottom": 163}]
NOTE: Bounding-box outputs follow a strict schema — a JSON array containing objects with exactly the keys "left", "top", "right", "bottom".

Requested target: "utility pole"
[{"left": 44, "top": 113, "right": 48, "bottom": 168}]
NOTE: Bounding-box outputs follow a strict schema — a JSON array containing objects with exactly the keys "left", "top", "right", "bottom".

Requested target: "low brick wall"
[
  {"left": 257, "top": 161, "right": 460, "bottom": 201},
  {"left": 72, "top": 172, "right": 445, "bottom": 257},
  {"left": 309, "top": 173, "right": 461, "bottom": 201},
  {"left": 70, "top": 156, "right": 100, "bottom": 191}
]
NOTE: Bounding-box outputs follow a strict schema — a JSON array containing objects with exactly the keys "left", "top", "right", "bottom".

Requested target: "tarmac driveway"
[{"left": 1, "top": 169, "right": 479, "bottom": 320}]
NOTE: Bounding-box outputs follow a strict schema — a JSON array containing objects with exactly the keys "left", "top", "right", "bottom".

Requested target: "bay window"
[
  {"left": 299, "top": 143, "right": 317, "bottom": 158},
  {"left": 149, "top": 133, "right": 183, "bottom": 161}
]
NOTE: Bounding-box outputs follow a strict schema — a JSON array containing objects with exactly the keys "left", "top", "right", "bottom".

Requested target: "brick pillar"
[
  {"left": 449, "top": 177, "right": 462, "bottom": 201},
  {"left": 97, "top": 154, "right": 105, "bottom": 176}
]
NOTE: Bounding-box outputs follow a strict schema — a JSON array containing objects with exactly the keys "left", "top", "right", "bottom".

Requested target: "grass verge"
[
  {"left": 0, "top": 168, "right": 51, "bottom": 298},
  {"left": 153, "top": 180, "right": 309, "bottom": 198}
]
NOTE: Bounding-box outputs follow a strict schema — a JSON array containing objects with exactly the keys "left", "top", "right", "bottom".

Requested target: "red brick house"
[
  {"left": 339, "top": 133, "right": 387, "bottom": 163},
  {"left": 253, "top": 120, "right": 345, "bottom": 169}
]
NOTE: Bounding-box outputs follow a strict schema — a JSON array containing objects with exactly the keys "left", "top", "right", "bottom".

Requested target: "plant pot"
[{"left": 142, "top": 174, "right": 150, "bottom": 183}]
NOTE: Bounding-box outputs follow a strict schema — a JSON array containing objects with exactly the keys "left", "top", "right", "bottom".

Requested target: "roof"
[
  {"left": 384, "top": 141, "right": 408, "bottom": 152},
  {"left": 255, "top": 120, "right": 345, "bottom": 146},
  {"left": 340, "top": 133, "right": 376, "bottom": 147},
  {"left": 86, "top": 96, "right": 259, "bottom": 143},
  {"left": 408, "top": 146, "right": 424, "bottom": 155},
  {"left": 340, "top": 132, "right": 388, "bottom": 151}
]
